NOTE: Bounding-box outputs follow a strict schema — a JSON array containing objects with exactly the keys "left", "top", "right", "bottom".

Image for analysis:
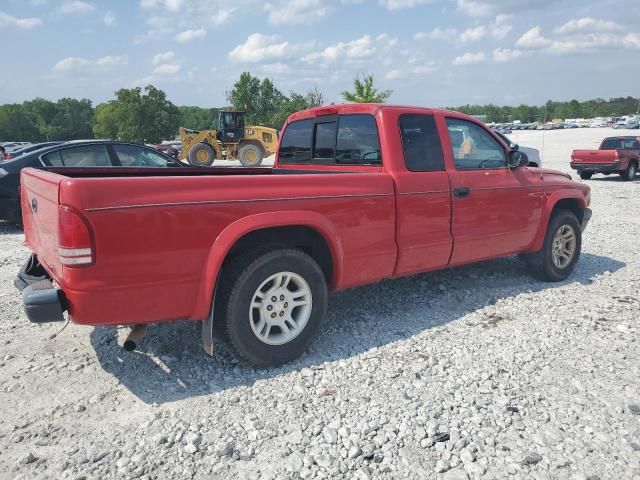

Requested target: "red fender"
[
  {"left": 190, "top": 210, "right": 344, "bottom": 320},
  {"left": 526, "top": 190, "right": 588, "bottom": 253}
]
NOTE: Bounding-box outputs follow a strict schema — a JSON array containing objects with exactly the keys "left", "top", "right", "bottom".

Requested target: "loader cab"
[{"left": 218, "top": 111, "right": 245, "bottom": 144}]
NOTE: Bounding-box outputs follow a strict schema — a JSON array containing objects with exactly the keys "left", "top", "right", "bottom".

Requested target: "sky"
[{"left": 1, "top": 0, "right": 639, "bottom": 108}]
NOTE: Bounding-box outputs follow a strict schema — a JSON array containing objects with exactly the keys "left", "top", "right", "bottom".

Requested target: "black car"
[
  {"left": 0, "top": 140, "right": 183, "bottom": 223},
  {"left": 3, "top": 142, "right": 64, "bottom": 161}
]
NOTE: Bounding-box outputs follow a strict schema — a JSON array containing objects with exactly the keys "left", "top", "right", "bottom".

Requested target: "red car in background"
[
  {"left": 150, "top": 143, "right": 179, "bottom": 159},
  {"left": 571, "top": 136, "right": 640, "bottom": 180}
]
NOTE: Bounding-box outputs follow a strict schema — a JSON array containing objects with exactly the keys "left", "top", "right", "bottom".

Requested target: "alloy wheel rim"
[
  {"left": 551, "top": 225, "right": 576, "bottom": 269},
  {"left": 249, "top": 271, "right": 312, "bottom": 345}
]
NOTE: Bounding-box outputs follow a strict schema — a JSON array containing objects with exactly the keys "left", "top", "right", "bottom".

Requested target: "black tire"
[
  {"left": 622, "top": 162, "right": 637, "bottom": 181},
  {"left": 188, "top": 143, "right": 216, "bottom": 166},
  {"left": 579, "top": 172, "right": 592, "bottom": 180},
  {"left": 238, "top": 144, "right": 263, "bottom": 167},
  {"left": 525, "top": 210, "right": 582, "bottom": 282},
  {"left": 217, "top": 249, "right": 327, "bottom": 367}
]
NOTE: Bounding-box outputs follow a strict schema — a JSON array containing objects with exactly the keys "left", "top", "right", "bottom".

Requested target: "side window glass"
[
  {"left": 399, "top": 114, "right": 444, "bottom": 172},
  {"left": 446, "top": 118, "right": 506, "bottom": 170},
  {"left": 43, "top": 151, "right": 63, "bottom": 166},
  {"left": 336, "top": 115, "right": 381, "bottom": 164},
  {"left": 313, "top": 122, "right": 337, "bottom": 160},
  {"left": 279, "top": 119, "right": 313, "bottom": 163},
  {"left": 44, "top": 145, "right": 110, "bottom": 167},
  {"left": 113, "top": 144, "right": 170, "bottom": 167}
]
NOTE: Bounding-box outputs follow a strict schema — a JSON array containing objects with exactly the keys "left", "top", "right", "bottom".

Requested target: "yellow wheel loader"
[{"left": 179, "top": 111, "right": 278, "bottom": 167}]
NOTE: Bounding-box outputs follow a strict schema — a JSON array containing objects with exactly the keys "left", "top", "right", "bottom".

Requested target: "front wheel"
[
  {"left": 218, "top": 249, "right": 327, "bottom": 367},
  {"left": 579, "top": 172, "right": 592, "bottom": 180},
  {"left": 525, "top": 210, "right": 582, "bottom": 282},
  {"left": 188, "top": 143, "right": 216, "bottom": 166},
  {"left": 622, "top": 162, "right": 637, "bottom": 181},
  {"left": 238, "top": 144, "right": 263, "bottom": 167}
]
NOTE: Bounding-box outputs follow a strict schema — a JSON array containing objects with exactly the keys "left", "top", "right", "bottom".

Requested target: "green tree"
[
  {"left": 341, "top": 75, "right": 392, "bottom": 103},
  {"left": 227, "top": 73, "right": 289, "bottom": 128},
  {"left": 179, "top": 106, "right": 219, "bottom": 130},
  {"left": 93, "top": 85, "right": 180, "bottom": 143},
  {"left": 0, "top": 104, "right": 41, "bottom": 141}
]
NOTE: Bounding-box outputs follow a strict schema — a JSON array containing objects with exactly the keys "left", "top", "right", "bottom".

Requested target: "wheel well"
[
  {"left": 222, "top": 226, "right": 333, "bottom": 285},
  {"left": 552, "top": 198, "right": 584, "bottom": 224}
]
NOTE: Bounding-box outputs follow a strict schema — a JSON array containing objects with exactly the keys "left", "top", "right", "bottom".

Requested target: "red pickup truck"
[
  {"left": 570, "top": 136, "right": 640, "bottom": 180},
  {"left": 16, "top": 104, "right": 591, "bottom": 367}
]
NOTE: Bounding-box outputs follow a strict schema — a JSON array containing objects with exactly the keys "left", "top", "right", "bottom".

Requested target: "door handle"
[{"left": 454, "top": 187, "right": 470, "bottom": 198}]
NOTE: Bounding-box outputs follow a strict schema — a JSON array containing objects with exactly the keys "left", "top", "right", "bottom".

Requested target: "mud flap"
[{"left": 201, "top": 305, "right": 215, "bottom": 356}]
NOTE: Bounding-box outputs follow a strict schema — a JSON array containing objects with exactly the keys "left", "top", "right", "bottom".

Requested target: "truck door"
[
  {"left": 393, "top": 113, "right": 454, "bottom": 276},
  {"left": 442, "top": 116, "right": 544, "bottom": 265}
]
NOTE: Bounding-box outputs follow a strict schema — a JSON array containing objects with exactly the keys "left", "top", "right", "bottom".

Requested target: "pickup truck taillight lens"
[{"left": 58, "top": 206, "right": 94, "bottom": 266}]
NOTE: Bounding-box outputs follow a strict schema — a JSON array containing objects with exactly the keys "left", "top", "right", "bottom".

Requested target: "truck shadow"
[
  {"left": 90, "top": 252, "right": 625, "bottom": 404},
  {"left": 0, "top": 222, "right": 22, "bottom": 235}
]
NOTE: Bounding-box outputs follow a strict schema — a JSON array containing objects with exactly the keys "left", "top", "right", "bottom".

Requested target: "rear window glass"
[
  {"left": 399, "top": 114, "right": 444, "bottom": 172},
  {"left": 601, "top": 138, "right": 640, "bottom": 149},
  {"left": 279, "top": 119, "right": 313, "bottom": 163},
  {"left": 42, "top": 145, "right": 110, "bottom": 167},
  {"left": 314, "top": 122, "right": 337, "bottom": 159},
  {"left": 336, "top": 115, "right": 381, "bottom": 165},
  {"left": 279, "top": 114, "right": 381, "bottom": 165}
]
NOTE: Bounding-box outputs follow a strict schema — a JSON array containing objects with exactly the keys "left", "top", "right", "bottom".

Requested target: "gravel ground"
[{"left": 1, "top": 128, "right": 639, "bottom": 480}]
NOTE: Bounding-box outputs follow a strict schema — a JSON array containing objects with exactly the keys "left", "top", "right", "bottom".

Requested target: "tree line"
[
  {"left": 1, "top": 71, "right": 638, "bottom": 142},
  {"left": 451, "top": 97, "right": 640, "bottom": 123}
]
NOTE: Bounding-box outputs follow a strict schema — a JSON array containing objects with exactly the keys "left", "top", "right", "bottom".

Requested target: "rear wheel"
[
  {"left": 525, "top": 210, "right": 581, "bottom": 282},
  {"left": 218, "top": 249, "right": 327, "bottom": 367},
  {"left": 238, "top": 144, "right": 263, "bottom": 167},
  {"left": 579, "top": 172, "right": 592, "bottom": 180},
  {"left": 622, "top": 162, "right": 637, "bottom": 181},
  {"left": 188, "top": 143, "right": 216, "bottom": 166}
]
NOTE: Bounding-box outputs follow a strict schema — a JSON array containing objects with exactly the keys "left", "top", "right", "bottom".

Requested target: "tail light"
[
  {"left": 3, "top": 155, "right": 13, "bottom": 161},
  {"left": 613, "top": 151, "right": 619, "bottom": 162},
  {"left": 58, "top": 206, "right": 94, "bottom": 266}
]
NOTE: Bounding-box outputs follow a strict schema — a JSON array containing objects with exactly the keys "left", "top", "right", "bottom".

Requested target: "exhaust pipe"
[{"left": 123, "top": 324, "right": 147, "bottom": 351}]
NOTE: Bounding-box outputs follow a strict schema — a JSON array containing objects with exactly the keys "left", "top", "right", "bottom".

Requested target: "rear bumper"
[
  {"left": 15, "top": 255, "right": 66, "bottom": 323},
  {"left": 570, "top": 162, "right": 620, "bottom": 173},
  {"left": 581, "top": 208, "right": 592, "bottom": 232}
]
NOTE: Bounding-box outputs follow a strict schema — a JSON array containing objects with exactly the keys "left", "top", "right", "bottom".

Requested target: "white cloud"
[
  {"left": 459, "top": 26, "right": 486, "bottom": 43},
  {"left": 456, "top": 0, "right": 492, "bottom": 16},
  {"left": 153, "top": 63, "right": 181, "bottom": 74},
  {"left": 516, "top": 26, "right": 552, "bottom": 49},
  {"left": 385, "top": 63, "right": 435, "bottom": 79},
  {"left": 415, "top": 28, "right": 457, "bottom": 42},
  {"left": 59, "top": 0, "right": 95, "bottom": 14},
  {"left": 549, "top": 32, "right": 640, "bottom": 54},
  {"left": 489, "top": 14, "right": 512, "bottom": 39},
  {"left": 153, "top": 51, "right": 175, "bottom": 65},
  {"left": 175, "top": 27, "right": 206, "bottom": 43},
  {"left": 378, "top": 0, "right": 431, "bottom": 10},
  {"left": 0, "top": 10, "right": 42, "bottom": 29},
  {"left": 493, "top": 47, "right": 522, "bottom": 62},
  {"left": 95, "top": 55, "right": 128, "bottom": 66},
  {"left": 556, "top": 17, "right": 624, "bottom": 35},
  {"left": 211, "top": 8, "right": 235, "bottom": 25},
  {"left": 103, "top": 10, "right": 116, "bottom": 26},
  {"left": 140, "top": 0, "right": 184, "bottom": 11},
  {"left": 53, "top": 55, "right": 127, "bottom": 73},
  {"left": 452, "top": 51, "right": 485, "bottom": 65},
  {"left": 303, "top": 34, "right": 397, "bottom": 65},
  {"left": 266, "top": 0, "right": 328, "bottom": 26},
  {"left": 229, "top": 33, "right": 291, "bottom": 63}
]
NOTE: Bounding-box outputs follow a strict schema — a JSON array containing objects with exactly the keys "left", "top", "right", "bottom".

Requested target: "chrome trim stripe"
[{"left": 85, "top": 193, "right": 395, "bottom": 212}]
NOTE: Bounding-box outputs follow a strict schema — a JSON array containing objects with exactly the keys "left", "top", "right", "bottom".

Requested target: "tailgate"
[
  {"left": 21, "top": 168, "right": 64, "bottom": 282},
  {"left": 571, "top": 150, "right": 616, "bottom": 164}
]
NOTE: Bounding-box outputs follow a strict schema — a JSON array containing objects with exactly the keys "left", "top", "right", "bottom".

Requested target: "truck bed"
[{"left": 20, "top": 166, "right": 397, "bottom": 326}]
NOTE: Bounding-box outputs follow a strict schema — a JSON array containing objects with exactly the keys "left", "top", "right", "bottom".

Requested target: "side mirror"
[
  {"left": 508, "top": 150, "right": 529, "bottom": 168},
  {"left": 510, "top": 143, "right": 519, "bottom": 151}
]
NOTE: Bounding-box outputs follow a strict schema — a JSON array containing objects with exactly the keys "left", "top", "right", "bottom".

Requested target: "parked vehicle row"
[{"left": 15, "top": 104, "right": 591, "bottom": 367}]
